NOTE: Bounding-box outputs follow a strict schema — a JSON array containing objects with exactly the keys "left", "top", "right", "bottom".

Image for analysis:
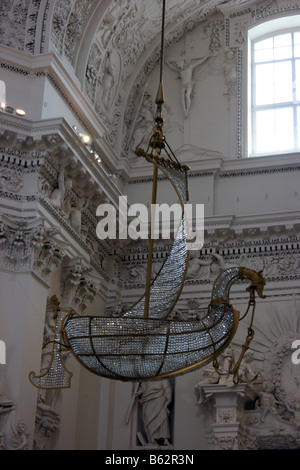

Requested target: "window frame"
[{"left": 248, "top": 16, "right": 300, "bottom": 158}]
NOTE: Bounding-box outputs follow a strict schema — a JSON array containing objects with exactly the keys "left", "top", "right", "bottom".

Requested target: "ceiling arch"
[
  {"left": 0, "top": 0, "right": 254, "bottom": 155},
  {"left": 49, "top": 0, "right": 253, "bottom": 155}
]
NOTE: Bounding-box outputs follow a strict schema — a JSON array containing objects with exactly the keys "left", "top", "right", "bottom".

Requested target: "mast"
[{"left": 144, "top": 0, "right": 166, "bottom": 319}]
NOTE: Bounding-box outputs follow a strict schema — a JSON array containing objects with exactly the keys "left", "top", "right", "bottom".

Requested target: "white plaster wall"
[
  {"left": 0, "top": 271, "right": 48, "bottom": 448},
  {"left": 214, "top": 167, "right": 300, "bottom": 217},
  {"left": 0, "top": 0, "right": 300, "bottom": 452},
  {"left": 125, "top": 158, "right": 300, "bottom": 221}
]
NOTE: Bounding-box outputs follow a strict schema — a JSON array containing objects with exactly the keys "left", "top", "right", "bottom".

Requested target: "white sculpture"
[
  {"left": 166, "top": 56, "right": 208, "bottom": 117},
  {"left": 0, "top": 395, "right": 29, "bottom": 450},
  {"left": 101, "top": 52, "right": 115, "bottom": 110},
  {"left": 237, "top": 352, "right": 258, "bottom": 384},
  {"left": 258, "top": 382, "right": 282, "bottom": 423},
  {"left": 69, "top": 197, "right": 91, "bottom": 233},
  {"left": 131, "top": 92, "right": 154, "bottom": 152},
  {"left": 194, "top": 365, "right": 220, "bottom": 404},
  {"left": 49, "top": 163, "right": 72, "bottom": 211},
  {"left": 134, "top": 380, "right": 173, "bottom": 446}
]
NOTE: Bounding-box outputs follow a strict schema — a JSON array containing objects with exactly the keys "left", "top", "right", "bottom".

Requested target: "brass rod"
[
  {"left": 155, "top": 0, "right": 166, "bottom": 109},
  {"left": 144, "top": 163, "right": 158, "bottom": 318},
  {"left": 144, "top": 0, "right": 166, "bottom": 318},
  {"left": 159, "top": 0, "right": 166, "bottom": 88}
]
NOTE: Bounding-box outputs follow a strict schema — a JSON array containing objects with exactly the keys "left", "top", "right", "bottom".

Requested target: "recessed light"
[
  {"left": 16, "top": 109, "right": 26, "bottom": 116},
  {"left": 81, "top": 134, "right": 91, "bottom": 144}
]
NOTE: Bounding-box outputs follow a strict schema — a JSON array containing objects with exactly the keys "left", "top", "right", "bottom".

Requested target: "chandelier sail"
[{"left": 29, "top": 0, "right": 266, "bottom": 389}]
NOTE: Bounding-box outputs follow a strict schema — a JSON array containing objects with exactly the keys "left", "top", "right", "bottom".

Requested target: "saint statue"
[{"left": 137, "top": 380, "right": 172, "bottom": 446}]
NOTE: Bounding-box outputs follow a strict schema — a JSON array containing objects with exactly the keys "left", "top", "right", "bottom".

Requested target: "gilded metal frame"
[{"left": 29, "top": 296, "right": 73, "bottom": 390}]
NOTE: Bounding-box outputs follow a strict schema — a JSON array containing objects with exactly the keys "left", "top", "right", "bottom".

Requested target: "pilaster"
[{"left": 201, "top": 383, "right": 255, "bottom": 450}]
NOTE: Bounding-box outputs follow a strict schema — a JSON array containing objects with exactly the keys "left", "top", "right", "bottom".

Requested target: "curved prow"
[{"left": 211, "top": 266, "right": 266, "bottom": 308}]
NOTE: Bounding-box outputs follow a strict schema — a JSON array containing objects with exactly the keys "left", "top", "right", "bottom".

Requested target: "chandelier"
[{"left": 29, "top": 1, "right": 266, "bottom": 388}]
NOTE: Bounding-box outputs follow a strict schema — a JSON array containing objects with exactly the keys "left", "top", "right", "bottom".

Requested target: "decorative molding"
[
  {"left": 0, "top": 214, "right": 44, "bottom": 272},
  {"left": 0, "top": 394, "right": 29, "bottom": 450},
  {"left": 61, "top": 256, "right": 102, "bottom": 312},
  {"left": 33, "top": 403, "right": 60, "bottom": 450}
]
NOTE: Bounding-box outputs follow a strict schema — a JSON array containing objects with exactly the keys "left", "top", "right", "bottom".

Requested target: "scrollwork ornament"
[{"left": 0, "top": 168, "right": 24, "bottom": 193}]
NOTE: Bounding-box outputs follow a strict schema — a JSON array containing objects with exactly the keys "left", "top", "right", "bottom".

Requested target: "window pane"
[
  {"left": 274, "top": 33, "right": 291, "bottom": 47},
  {"left": 255, "top": 61, "right": 292, "bottom": 105},
  {"left": 255, "top": 37, "right": 273, "bottom": 50},
  {"left": 274, "top": 33, "right": 292, "bottom": 60},
  {"left": 297, "top": 106, "right": 300, "bottom": 148},
  {"left": 274, "top": 45, "right": 292, "bottom": 60},
  {"left": 256, "top": 108, "right": 294, "bottom": 153},
  {"left": 254, "top": 34, "right": 292, "bottom": 62},
  {"left": 296, "top": 59, "right": 300, "bottom": 100},
  {"left": 274, "top": 61, "right": 293, "bottom": 102},
  {"left": 254, "top": 47, "right": 274, "bottom": 63},
  {"left": 294, "top": 32, "right": 300, "bottom": 45},
  {"left": 255, "top": 63, "right": 273, "bottom": 105},
  {"left": 295, "top": 44, "right": 300, "bottom": 57},
  {"left": 254, "top": 37, "right": 273, "bottom": 63},
  {"left": 294, "top": 30, "right": 300, "bottom": 57}
]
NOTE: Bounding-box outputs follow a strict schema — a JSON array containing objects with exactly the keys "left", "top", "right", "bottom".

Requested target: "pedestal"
[{"left": 201, "top": 383, "right": 255, "bottom": 450}]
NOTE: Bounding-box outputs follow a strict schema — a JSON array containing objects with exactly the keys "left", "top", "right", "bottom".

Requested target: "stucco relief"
[
  {"left": 63, "top": 0, "right": 98, "bottom": 66},
  {"left": 120, "top": 242, "right": 300, "bottom": 294},
  {"left": 0, "top": 394, "right": 29, "bottom": 450},
  {"left": 84, "top": 1, "right": 150, "bottom": 110},
  {"left": 125, "top": 14, "right": 240, "bottom": 157},
  {"left": 0, "top": 168, "right": 23, "bottom": 193},
  {"left": 0, "top": 0, "right": 30, "bottom": 52},
  {"left": 51, "top": 0, "right": 75, "bottom": 56},
  {"left": 0, "top": 215, "right": 44, "bottom": 271},
  {"left": 194, "top": 305, "right": 300, "bottom": 449},
  {"left": 61, "top": 257, "right": 101, "bottom": 312},
  {"left": 0, "top": 134, "right": 109, "bottom": 282},
  {"left": 95, "top": 49, "right": 122, "bottom": 116},
  {"left": 261, "top": 331, "right": 300, "bottom": 424}
]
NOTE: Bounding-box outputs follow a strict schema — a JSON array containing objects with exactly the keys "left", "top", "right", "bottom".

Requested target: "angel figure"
[
  {"left": 49, "top": 163, "right": 72, "bottom": 212},
  {"left": 131, "top": 92, "right": 154, "bottom": 152},
  {"left": 69, "top": 196, "right": 91, "bottom": 233},
  {"left": 258, "top": 382, "right": 282, "bottom": 423}
]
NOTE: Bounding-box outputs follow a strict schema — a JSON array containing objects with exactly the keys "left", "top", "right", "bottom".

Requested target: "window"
[{"left": 249, "top": 22, "right": 300, "bottom": 156}]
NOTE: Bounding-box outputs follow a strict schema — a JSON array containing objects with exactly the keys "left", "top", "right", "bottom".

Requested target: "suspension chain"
[{"left": 213, "top": 287, "right": 258, "bottom": 384}]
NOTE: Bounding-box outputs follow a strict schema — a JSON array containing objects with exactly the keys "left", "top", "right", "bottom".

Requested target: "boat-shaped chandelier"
[{"left": 29, "top": 0, "right": 266, "bottom": 388}]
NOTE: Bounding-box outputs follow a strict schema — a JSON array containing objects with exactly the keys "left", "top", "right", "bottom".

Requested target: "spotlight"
[
  {"left": 72, "top": 125, "right": 101, "bottom": 163},
  {"left": 0, "top": 103, "right": 26, "bottom": 117},
  {"left": 81, "top": 134, "right": 91, "bottom": 144},
  {"left": 16, "top": 109, "right": 26, "bottom": 116}
]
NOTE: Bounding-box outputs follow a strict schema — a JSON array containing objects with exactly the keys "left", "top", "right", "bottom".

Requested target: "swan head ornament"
[{"left": 239, "top": 268, "right": 266, "bottom": 299}]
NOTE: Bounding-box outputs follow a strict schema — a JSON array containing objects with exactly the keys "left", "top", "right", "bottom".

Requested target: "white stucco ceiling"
[{"left": 49, "top": 0, "right": 254, "bottom": 150}]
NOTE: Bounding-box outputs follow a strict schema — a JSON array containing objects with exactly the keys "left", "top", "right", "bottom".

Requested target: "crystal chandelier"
[{"left": 29, "top": 0, "right": 266, "bottom": 388}]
